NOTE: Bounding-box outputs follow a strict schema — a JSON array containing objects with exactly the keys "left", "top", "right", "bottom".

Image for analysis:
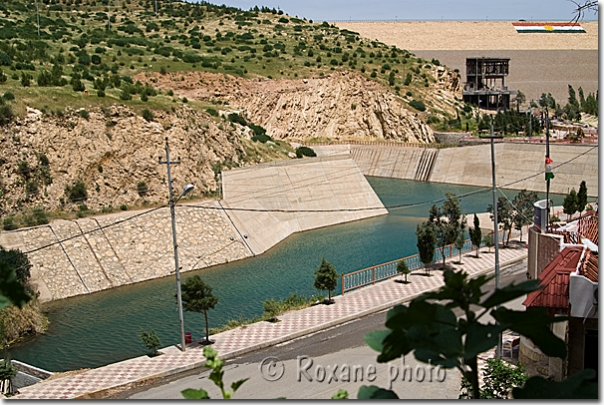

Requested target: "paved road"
[{"left": 116, "top": 269, "right": 526, "bottom": 400}]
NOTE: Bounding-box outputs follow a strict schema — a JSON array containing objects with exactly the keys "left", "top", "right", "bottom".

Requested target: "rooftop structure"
[{"left": 462, "top": 57, "right": 516, "bottom": 110}]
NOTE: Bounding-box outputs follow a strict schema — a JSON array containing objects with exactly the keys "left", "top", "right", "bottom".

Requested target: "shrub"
[
  {"left": 140, "top": 329, "right": 162, "bottom": 356},
  {"left": 228, "top": 113, "right": 247, "bottom": 126},
  {"left": 0, "top": 104, "right": 14, "bottom": 126},
  {"left": 26, "top": 179, "right": 39, "bottom": 197},
  {"left": 67, "top": 179, "right": 87, "bottom": 203},
  {"left": 136, "top": 181, "right": 148, "bottom": 196},
  {"left": 205, "top": 107, "right": 219, "bottom": 117},
  {"left": 409, "top": 99, "right": 426, "bottom": 112},
  {"left": 120, "top": 204, "right": 128, "bottom": 211},
  {"left": 97, "top": 89, "right": 105, "bottom": 97},
  {"left": 295, "top": 146, "right": 316, "bottom": 158},
  {"left": 32, "top": 206, "right": 49, "bottom": 225},
  {"left": 2, "top": 216, "right": 17, "bottom": 231},
  {"left": 141, "top": 109, "right": 154, "bottom": 122},
  {"left": 2, "top": 92, "right": 14, "bottom": 102},
  {"left": 78, "top": 109, "right": 90, "bottom": 120}
]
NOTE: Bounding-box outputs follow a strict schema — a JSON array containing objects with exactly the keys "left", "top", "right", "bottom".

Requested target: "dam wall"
[
  {"left": 0, "top": 156, "right": 387, "bottom": 302},
  {"left": 0, "top": 203, "right": 252, "bottom": 302},
  {"left": 344, "top": 143, "right": 598, "bottom": 197},
  {"left": 429, "top": 143, "right": 598, "bottom": 197},
  {"left": 221, "top": 155, "right": 388, "bottom": 255}
]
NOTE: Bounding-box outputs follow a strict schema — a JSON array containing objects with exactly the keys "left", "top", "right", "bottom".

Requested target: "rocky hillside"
[{"left": 0, "top": 0, "right": 468, "bottom": 223}]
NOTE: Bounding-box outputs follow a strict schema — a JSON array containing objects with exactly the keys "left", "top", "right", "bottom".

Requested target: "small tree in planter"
[
  {"left": 181, "top": 276, "right": 219, "bottom": 345},
  {"left": 140, "top": 329, "right": 162, "bottom": 357},
  {"left": 455, "top": 232, "right": 465, "bottom": 264},
  {"left": 314, "top": 258, "right": 338, "bottom": 304},
  {"left": 416, "top": 222, "right": 436, "bottom": 276},
  {"left": 469, "top": 214, "right": 482, "bottom": 258},
  {"left": 396, "top": 259, "right": 411, "bottom": 283},
  {"left": 263, "top": 298, "right": 281, "bottom": 322},
  {"left": 483, "top": 234, "right": 493, "bottom": 253}
]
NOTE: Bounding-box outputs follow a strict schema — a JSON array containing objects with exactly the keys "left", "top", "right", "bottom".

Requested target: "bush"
[
  {"left": 137, "top": 181, "right": 148, "bottom": 197},
  {"left": 140, "top": 329, "right": 162, "bottom": 356},
  {"left": 67, "top": 179, "right": 87, "bottom": 203},
  {"left": 205, "top": 107, "right": 219, "bottom": 117},
  {"left": 2, "top": 216, "right": 17, "bottom": 231},
  {"left": 295, "top": 146, "right": 316, "bottom": 158},
  {"left": 0, "top": 104, "right": 14, "bottom": 126},
  {"left": 78, "top": 109, "right": 89, "bottom": 120},
  {"left": 32, "top": 206, "right": 49, "bottom": 225},
  {"left": 120, "top": 204, "right": 128, "bottom": 211},
  {"left": 141, "top": 109, "right": 154, "bottom": 122},
  {"left": 228, "top": 113, "right": 247, "bottom": 126},
  {"left": 409, "top": 99, "right": 426, "bottom": 112},
  {"left": 97, "top": 89, "right": 105, "bottom": 97},
  {"left": 0, "top": 247, "right": 32, "bottom": 284},
  {"left": 26, "top": 179, "right": 39, "bottom": 197}
]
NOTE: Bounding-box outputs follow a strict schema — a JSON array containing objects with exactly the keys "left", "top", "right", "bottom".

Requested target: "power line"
[{"left": 1, "top": 145, "right": 596, "bottom": 266}]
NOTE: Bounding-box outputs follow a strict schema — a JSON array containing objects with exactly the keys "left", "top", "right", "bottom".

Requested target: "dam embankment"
[
  {"left": 0, "top": 156, "right": 385, "bottom": 302},
  {"left": 312, "top": 143, "right": 598, "bottom": 198}
]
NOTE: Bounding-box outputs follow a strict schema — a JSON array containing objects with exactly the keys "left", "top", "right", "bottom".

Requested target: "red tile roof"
[
  {"left": 578, "top": 211, "right": 598, "bottom": 245},
  {"left": 523, "top": 246, "right": 584, "bottom": 311},
  {"left": 581, "top": 250, "right": 598, "bottom": 283}
]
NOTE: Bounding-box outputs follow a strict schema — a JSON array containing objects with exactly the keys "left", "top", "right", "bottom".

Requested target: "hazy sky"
[{"left": 200, "top": 0, "right": 597, "bottom": 22}]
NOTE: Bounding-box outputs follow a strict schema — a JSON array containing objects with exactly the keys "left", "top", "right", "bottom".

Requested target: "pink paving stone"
[{"left": 13, "top": 245, "right": 526, "bottom": 399}]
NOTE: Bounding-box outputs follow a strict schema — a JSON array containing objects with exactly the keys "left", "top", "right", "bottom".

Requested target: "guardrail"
[{"left": 341, "top": 231, "right": 502, "bottom": 295}]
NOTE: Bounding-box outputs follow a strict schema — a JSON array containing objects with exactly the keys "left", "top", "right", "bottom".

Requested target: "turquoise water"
[{"left": 7, "top": 178, "right": 563, "bottom": 372}]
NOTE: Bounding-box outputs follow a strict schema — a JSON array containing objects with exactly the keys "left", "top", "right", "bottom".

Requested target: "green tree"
[
  {"left": 512, "top": 189, "right": 539, "bottom": 242},
  {"left": 469, "top": 214, "right": 482, "bottom": 258},
  {"left": 140, "top": 329, "right": 162, "bottom": 356},
  {"left": 454, "top": 232, "right": 465, "bottom": 264},
  {"left": 0, "top": 261, "right": 30, "bottom": 310},
  {"left": 483, "top": 234, "right": 493, "bottom": 253},
  {"left": 0, "top": 247, "right": 32, "bottom": 285},
  {"left": 0, "top": 358, "right": 17, "bottom": 395},
  {"left": 428, "top": 193, "right": 465, "bottom": 269},
  {"left": 488, "top": 197, "right": 514, "bottom": 247},
  {"left": 396, "top": 259, "right": 410, "bottom": 283},
  {"left": 563, "top": 188, "right": 579, "bottom": 221},
  {"left": 577, "top": 181, "right": 588, "bottom": 214},
  {"left": 460, "top": 357, "right": 528, "bottom": 399},
  {"left": 181, "top": 276, "right": 219, "bottom": 344},
  {"left": 314, "top": 258, "right": 338, "bottom": 304},
  {"left": 416, "top": 222, "right": 435, "bottom": 276},
  {"left": 67, "top": 179, "right": 88, "bottom": 203},
  {"left": 358, "top": 268, "right": 593, "bottom": 399}
]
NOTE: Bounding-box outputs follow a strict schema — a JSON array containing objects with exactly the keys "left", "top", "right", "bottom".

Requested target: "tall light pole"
[
  {"left": 480, "top": 115, "right": 503, "bottom": 358},
  {"left": 544, "top": 106, "right": 551, "bottom": 231},
  {"left": 159, "top": 138, "right": 194, "bottom": 352}
]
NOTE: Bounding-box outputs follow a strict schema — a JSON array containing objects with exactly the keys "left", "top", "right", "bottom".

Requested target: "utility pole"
[
  {"left": 159, "top": 138, "right": 187, "bottom": 352},
  {"left": 545, "top": 106, "right": 551, "bottom": 231},
  {"left": 481, "top": 115, "right": 503, "bottom": 358}
]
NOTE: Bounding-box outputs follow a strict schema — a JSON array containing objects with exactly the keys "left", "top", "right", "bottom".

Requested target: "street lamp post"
[
  {"left": 480, "top": 115, "right": 503, "bottom": 358},
  {"left": 159, "top": 138, "right": 194, "bottom": 352}
]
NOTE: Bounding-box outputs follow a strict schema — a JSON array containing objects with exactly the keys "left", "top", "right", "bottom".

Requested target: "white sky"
[{"left": 195, "top": 0, "right": 598, "bottom": 22}]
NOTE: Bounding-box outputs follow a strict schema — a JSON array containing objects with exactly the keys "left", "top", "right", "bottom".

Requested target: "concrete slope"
[
  {"left": 221, "top": 156, "right": 388, "bottom": 255},
  {"left": 350, "top": 145, "right": 435, "bottom": 180},
  {"left": 429, "top": 143, "right": 598, "bottom": 197}
]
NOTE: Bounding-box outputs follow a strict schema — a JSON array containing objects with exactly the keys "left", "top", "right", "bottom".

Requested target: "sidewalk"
[{"left": 12, "top": 244, "right": 527, "bottom": 399}]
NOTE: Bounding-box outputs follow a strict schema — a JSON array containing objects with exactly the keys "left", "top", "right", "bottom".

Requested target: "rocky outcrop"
[{"left": 0, "top": 105, "right": 245, "bottom": 215}]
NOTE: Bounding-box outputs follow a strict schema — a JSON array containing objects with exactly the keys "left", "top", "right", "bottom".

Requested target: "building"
[
  {"left": 521, "top": 208, "right": 598, "bottom": 381},
  {"left": 462, "top": 57, "right": 516, "bottom": 111}
]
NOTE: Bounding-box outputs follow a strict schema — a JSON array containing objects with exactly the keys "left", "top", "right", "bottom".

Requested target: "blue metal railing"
[{"left": 341, "top": 232, "right": 501, "bottom": 295}]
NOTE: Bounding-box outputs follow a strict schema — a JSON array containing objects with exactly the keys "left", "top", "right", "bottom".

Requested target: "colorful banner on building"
[{"left": 512, "top": 22, "right": 586, "bottom": 33}]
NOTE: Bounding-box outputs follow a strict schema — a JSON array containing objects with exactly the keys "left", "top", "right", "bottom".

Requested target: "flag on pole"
[
  {"left": 512, "top": 22, "right": 586, "bottom": 33},
  {"left": 545, "top": 156, "right": 554, "bottom": 181}
]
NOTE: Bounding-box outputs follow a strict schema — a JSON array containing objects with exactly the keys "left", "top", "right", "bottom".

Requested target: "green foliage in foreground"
[
  {"left": 356, "top": 268, "right": 596, "bottom": 399},
  {"left": 181, "top": 346, "right": 248, "bottom": 400}
]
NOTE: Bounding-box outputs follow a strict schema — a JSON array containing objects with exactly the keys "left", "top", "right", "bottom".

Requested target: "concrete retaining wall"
[
  {"left": 1, "top": 157, "right": 387, "bottom": 302},
  {"left": 221, "top": 156, "right": 388, "bottom": 255},
  {"left": 348, "top": 143, "right": 598, "bottom": 197},
  {"left": 429, "top": 143, "right": 598, "bottom": 197}
]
